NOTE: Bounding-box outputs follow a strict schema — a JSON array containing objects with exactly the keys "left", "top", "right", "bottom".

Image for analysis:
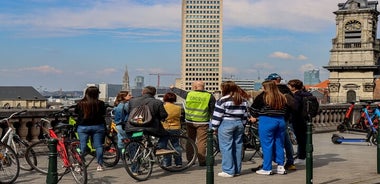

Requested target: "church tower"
[{"left": 324, "top": 0, "right": 380, "bottom": 103}]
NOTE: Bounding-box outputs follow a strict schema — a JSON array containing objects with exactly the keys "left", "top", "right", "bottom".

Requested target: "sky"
[{"left": 0, "top": 0, "right": 350, "bottom": 91}]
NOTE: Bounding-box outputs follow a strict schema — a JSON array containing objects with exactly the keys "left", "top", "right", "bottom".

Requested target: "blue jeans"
[
  {"left": 218, "top": 119, "right": 244, "bottom": 175},
  {"left": 157, "top": 130, "right": 182, "bottom": 166},
  {"left": 116, "top": 125, "right": 128, "bottom": 150},
  {"left": 259, "top": 116, "right": 286, "bottom": 171},
  {"left": 77, "top": 124, "right": 106, "bottom": 165}
]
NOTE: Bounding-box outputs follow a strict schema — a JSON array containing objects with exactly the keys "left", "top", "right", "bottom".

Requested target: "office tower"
[
  {"left": 304, "top": 69, "right": 321, "bottom": 85},
  {"left": 181, "top": 0, "right": 223, "bottom": 91}
]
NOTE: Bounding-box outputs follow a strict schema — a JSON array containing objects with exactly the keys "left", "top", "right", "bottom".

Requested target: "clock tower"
[{"left": 324, "top": 0, "right": 380, "bottom": 103}]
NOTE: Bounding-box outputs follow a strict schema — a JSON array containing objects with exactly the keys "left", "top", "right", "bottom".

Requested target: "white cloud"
[
  {"left": 269, "top": 51, "right": 294, "bottom": 59},
  {"left": 0, "top": 0, "right": 341, "bottom": 38},
  {"left": 18, "top": 65, "right": 62, "bottom": 74}
]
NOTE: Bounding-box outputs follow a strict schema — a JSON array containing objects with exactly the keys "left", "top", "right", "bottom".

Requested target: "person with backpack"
[
  {"left": 287, "top": 79, "right": 313, "bottom": 166},
  {"left": 125, "top": 86, "right": 171, "bottom": 155},
  {"left": 113, "top": 91, "right": 132, "bottom": 154}
]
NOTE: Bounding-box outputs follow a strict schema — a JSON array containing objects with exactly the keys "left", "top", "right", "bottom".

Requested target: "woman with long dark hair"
[{"left": 75, "top": 86, "right": 107, "bottom": 172}]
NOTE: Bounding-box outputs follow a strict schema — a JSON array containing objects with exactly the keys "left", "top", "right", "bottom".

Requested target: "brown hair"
[
  {"left": 221, "top": 81, "right": 248, "bottom": 105},
  {"left": 163, "top": 92, "right": 177, "bottom": 103},
  {"left": 114, "top": 91, "right": 129, "bottom": 106},
  {"left": 287, "top": 79, "right": 304, "bottom": 90},
  {"left": 261, "top": 80, "right": 287, "bottom": 110},
  {"left": 78, "top": 86, "right": 101, "bottom": 119}
]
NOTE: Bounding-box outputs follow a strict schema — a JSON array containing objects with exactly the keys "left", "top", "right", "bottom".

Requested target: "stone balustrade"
[{"left": 0, "top": 103, "right": 373, "bottom": 143}]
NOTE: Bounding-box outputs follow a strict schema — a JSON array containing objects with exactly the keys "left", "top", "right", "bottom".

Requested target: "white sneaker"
[
  {"left": 275, "top": 165, "right": 287, "bottom": 175},
  {"left": 255, "top": 169, "right": 272, "bottom": 175},
  {"left": 217, "top": 172, "right": 234, "bottom": 178},
  {"left": 294, "top": 159, "right": 306, "bottom": 165}
]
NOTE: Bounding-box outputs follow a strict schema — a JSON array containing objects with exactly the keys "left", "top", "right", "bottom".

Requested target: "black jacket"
[{"left": 125, "top": 94, "right": 168, "bottom": 137}]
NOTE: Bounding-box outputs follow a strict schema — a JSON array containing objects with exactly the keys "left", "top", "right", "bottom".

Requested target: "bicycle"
[
  {"left": 337, "top": 101, "right": 378, "bottom": 133},
  {"left": 122, "top": 129, "right": 198, "bottom": 181},
  {"left": 0, "top": 110, "right": 37, "bottom": 171},
  {"left": 25, "top": 117, "right": 87, "bottom": 184},
  {"left": 0, "top": 141, "right": 20, "bottom": 184}
]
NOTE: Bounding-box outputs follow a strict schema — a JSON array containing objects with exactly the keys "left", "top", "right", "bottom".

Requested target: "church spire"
[{"left": 122, "top": 65, "right": 130, "bottom": 91}]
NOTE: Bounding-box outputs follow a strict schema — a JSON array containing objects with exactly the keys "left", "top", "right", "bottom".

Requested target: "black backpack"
[{"left": 302, "top": 95, "right": 320, "bottom": 118}]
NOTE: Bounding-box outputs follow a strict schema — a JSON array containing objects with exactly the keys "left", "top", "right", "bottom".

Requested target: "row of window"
[
  {"left": 186, "top": 39, "right": 220, "bottom": 43},
  {"left": 185, "top": 44, "right": 219, "bottom": 48},
  {"left": 186, "top": 20, "right": 220, "bottom": 24},
  {"left": 185, "top": 53, "right": 220, "bottom": 57},
  {"left": 185, "top": 10, "right": 220, "bottom": 14},
  {"left": 185, "top": 58, "right": 220, "bottom": 62},
  {"left": 186, "top": 63, "right": 219, "bottom": 67},
  {"left": 185, "top": 67, "right": 219, "bottom": 71},
  {"left": 186, "top": 15, "right": 220, "bottom": 19},
  {"left": 186, "top": 29, "right": 220, "bottom": 33},
  {"left": 185, "top": 49, "right": 219, "bottom": 52},
  {"left": 186, "top": 5, "right": 220, "bottom": 9},
  {"left": 186, "top": 1, "right": 221, "bottom": 4},
  {"left": 185, "top": 72, "right": 219, "bottom": 76},
  {"left": 186, "top": 34, "right": 219, "bottom": 38},
  {"left": 186, "top": 25, "right": 220, "bottom": 28}
]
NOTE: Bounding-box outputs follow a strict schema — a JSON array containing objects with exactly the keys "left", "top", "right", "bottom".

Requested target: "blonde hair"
[{"left": 262, "top": 80, "right": 287, "bottom": 110}]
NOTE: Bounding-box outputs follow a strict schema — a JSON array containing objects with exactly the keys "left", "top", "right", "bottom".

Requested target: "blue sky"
[{"left": 0, "top": 0, "right": 346, "bottom": 91}]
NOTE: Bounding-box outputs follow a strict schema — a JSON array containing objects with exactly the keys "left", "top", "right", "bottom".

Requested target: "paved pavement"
[{"left": 15, "top": 132, "right": 380, "bottom": 184}]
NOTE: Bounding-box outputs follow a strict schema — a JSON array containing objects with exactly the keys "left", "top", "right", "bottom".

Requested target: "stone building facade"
[{"left": 324, "top": 0, "right": 380, "bottom": 103}]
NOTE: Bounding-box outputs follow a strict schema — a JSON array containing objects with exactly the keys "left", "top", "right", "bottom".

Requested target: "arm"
[
  {"left": 170, "top": 87, "right": 188, "bottom": 99},
  {"left": 211, "top": 99, "right": 225, "bottom": 129}
]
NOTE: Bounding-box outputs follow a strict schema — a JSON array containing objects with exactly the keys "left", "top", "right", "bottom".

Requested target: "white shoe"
[
  {"left": 275, "top": 165, "right": 287, "bottom": 175},
  {"left": 294, "top": 158, "right": 306, "bottom": 165},
  {"left": 217, "top": 172, "right": 234, "bottom": 178},
  {"left": 255, "top": 169, "right": 272, "bottom": 175}
]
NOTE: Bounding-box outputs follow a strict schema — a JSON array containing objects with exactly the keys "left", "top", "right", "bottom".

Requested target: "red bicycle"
[
  {"left": 337, "top": 101, "right": 378, "bottom": 133},
  {"left": 25, "top": 117, "right": 87, "bottom": 184}
]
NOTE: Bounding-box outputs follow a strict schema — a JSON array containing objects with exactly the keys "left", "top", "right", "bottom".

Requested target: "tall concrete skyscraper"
[{"left": 180, "top": 0, "right": 223, "bottom": 91}]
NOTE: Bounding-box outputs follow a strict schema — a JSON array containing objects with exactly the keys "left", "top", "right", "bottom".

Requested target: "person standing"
[
  {"left": 265, "top": 73, "right": 296, "bottom": 171},
  {"left": 287, "top": 79, "right": 312, "bottom": 166},
  {"left": 113, "top": 91, "right": 132, "bottom": 154},
  {"left": 211, "top": 81, "right": 249, "bottom": 177},
  {"left": 158, "top": 92, "right": 183, "bottom": 167},
  {"left": 249, "top": 80, "right": 288, "bottom": 175},
  {"left": 75, "top": 86, "right": 107, "bottom": 172},
  {"left": 170, "top": 81, "right": 216, "bottom": 166}
]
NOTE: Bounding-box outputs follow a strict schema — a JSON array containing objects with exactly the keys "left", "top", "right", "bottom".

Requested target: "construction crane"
[{"left": 149, "top": 73, "right": 180, "bottom": 88}]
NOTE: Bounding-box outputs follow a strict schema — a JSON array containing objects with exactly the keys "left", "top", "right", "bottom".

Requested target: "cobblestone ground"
[{"left": 15, "top": 132, "right": 380, "bottom": 184}]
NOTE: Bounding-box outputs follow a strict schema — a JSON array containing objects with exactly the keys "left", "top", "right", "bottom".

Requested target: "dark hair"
[
  {"left": 163, "top": 92, "right": 177, "bottom": 103},
  {"left": 287, "top": 79, "right": 304, "bottom": 90},
  {"left": 78, "top": 86, "right": 101, "bottom": 118},
  {"left": 142, "top": 86, "right": 156, "bottom": 96}
]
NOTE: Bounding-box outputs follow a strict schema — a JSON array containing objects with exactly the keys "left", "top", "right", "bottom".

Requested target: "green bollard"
[
  {"left": 206, "top": 129, "right": 214, "bottom": 184},
  {"left": 46, "top": 138, "right": 58, "bottom": 184},
  {"left": 306, "top": 114, "right": 313, "bottom": 184},
  {"left": 377, "top": 126, "right": 380, "bottom": 174}
]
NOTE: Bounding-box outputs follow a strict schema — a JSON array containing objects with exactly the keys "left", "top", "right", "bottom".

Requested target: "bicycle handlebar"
[{"left": 0, "top": 110, "right": 27, "bottom": 123}]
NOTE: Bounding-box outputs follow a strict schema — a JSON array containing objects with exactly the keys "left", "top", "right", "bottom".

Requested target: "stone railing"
[{"left": 0, "top": 104, "right": 371, "bottom": 143}]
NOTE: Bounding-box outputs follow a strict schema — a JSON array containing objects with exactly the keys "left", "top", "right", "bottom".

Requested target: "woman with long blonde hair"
[{"left": 249, "top": 80, "right": 288, "bottom": 175}]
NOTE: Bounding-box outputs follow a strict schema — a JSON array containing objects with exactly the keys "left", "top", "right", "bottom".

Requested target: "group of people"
[{"left": 73, "top": 72, "right": 314, "bottom": 178}]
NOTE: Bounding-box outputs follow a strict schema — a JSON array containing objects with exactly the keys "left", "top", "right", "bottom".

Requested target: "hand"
[{"left": 249, "top": 117, "right": 258, "bottom": 123}]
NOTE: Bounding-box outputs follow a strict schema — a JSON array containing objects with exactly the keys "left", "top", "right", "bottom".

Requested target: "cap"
[{"left": 265, "top": 73, "right": 282, "bottom": 81}]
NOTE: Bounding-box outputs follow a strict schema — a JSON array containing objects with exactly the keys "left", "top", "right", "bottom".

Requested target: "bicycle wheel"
[
  {"left": 68, "top": 145, "right": 87, "bottom": 184},
  {"left": 103, "top": 135, "right": 119, "bottom": 167},
  {"left": 25, "top": 140, "right": 67, "bottom": 175},
  {"left": 0, "top": 142, "right": 20, "bottom": 184},
  {"left": 13, "top": 136, "right": 36, "bottom": 171},
  {"left": 159, "top": 134, "right": 197, "bottom": 172},
  {"left": 122, "top": 141, "right": 153, "bottom": 181}
]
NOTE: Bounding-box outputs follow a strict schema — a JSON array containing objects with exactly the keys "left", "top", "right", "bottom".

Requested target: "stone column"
[{"left": 29, "top": 119, "right": 41, "bottom": 142}]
